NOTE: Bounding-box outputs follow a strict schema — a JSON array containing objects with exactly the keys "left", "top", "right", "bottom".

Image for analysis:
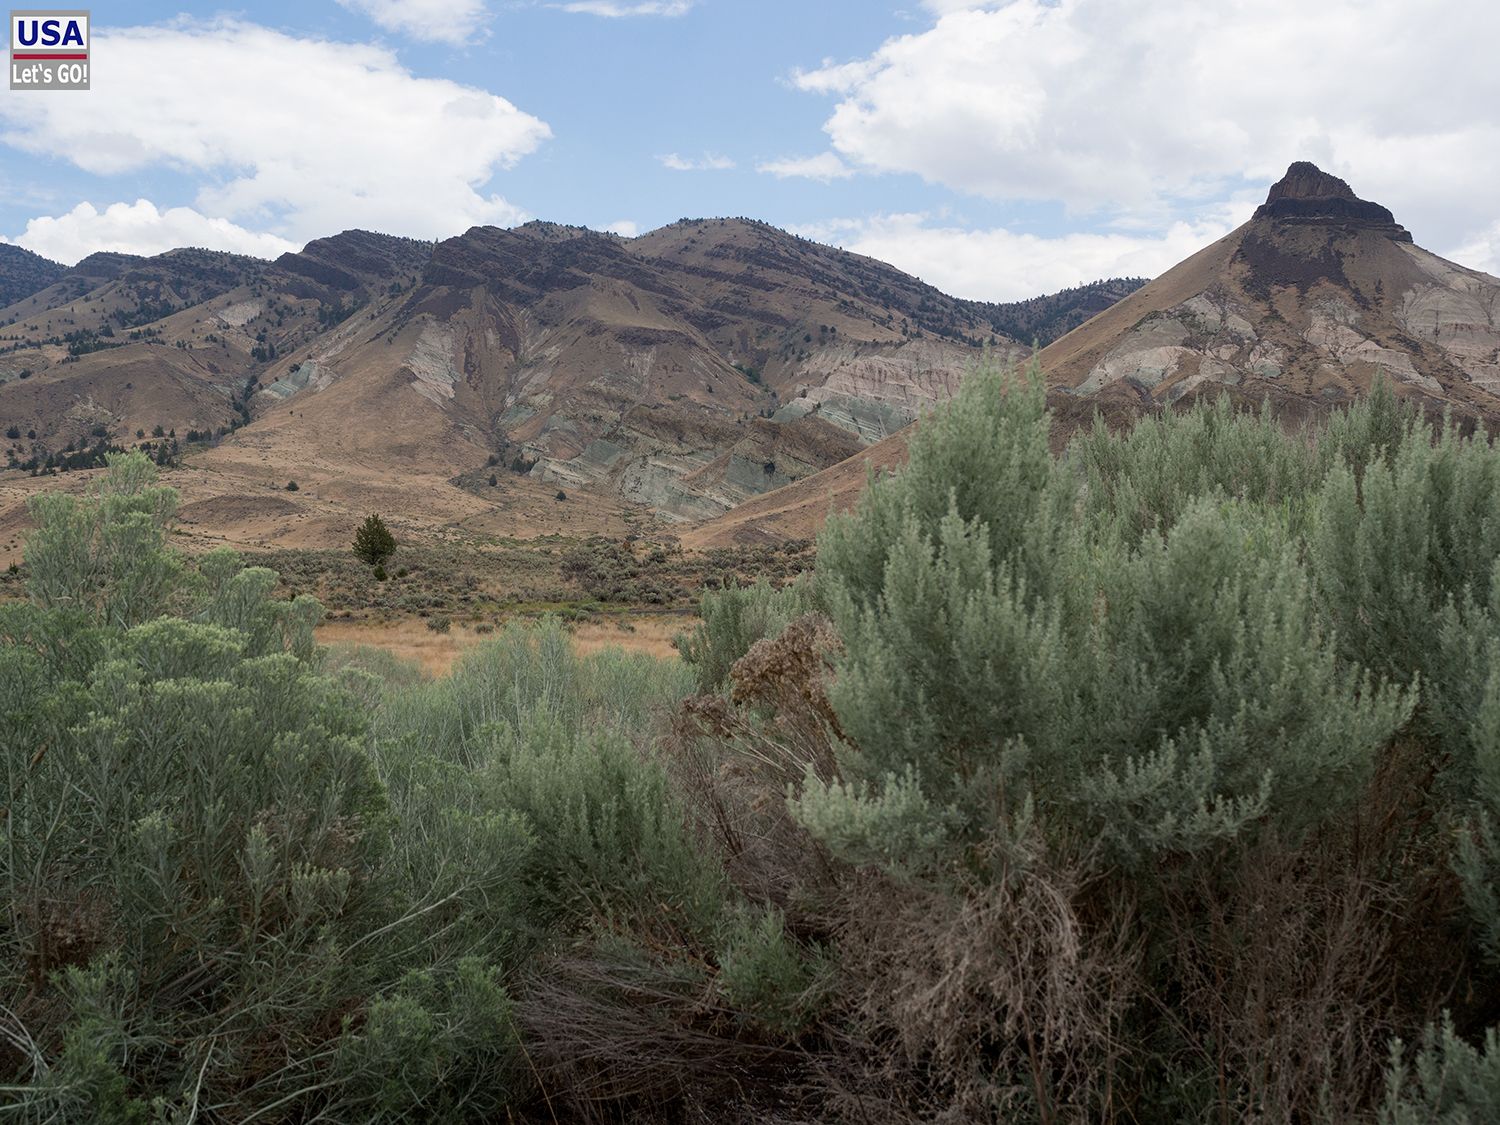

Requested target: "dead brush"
[
  {"left": 513, "top": 617, "right": 854, "bottom": 1123},
  {"left": 663, "top": 613, "right": 1145, "bottom": 1122},
  {"left": 12, "top": 883, "right": 116, "bottom": 987},
  {"left": 668, "top": 613, "right": 844, "bottom": 909},
  {"left": 1159, "top": 840, "right": 1403, "bottom": 1123},
  {"left": 514, "top": 929, "right": 798, "bottom": 1123},
  {"left": 727, "top": 613, "right": 847, "bottom": 752},
  {"left": 814, "top": 857, "right": 1141, "bottom": 1124},
  {"left": 1156, "top": 737, "right": 1473, "bottom": 1123}
]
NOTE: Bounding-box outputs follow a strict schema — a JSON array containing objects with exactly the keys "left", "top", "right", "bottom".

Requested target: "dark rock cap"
[
  {"left": 1253, "top": 161, "right": 1410, "bottom": 239},
  {"left": 1265, "top": 161, "right": 1358, "bottom": 203}
]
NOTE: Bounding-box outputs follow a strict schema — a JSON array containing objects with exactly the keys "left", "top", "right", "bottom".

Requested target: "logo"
[{"left": 10, "top": 10, "right": 89, "bottom": 90}]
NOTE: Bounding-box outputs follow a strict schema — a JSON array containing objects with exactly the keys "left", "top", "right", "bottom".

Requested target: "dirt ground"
[
  {"left": 0, "top": 446, "right": 653, "bottom": 569},
  {"left": 315, "top": 612, "right": 692, "bottom": 677}
]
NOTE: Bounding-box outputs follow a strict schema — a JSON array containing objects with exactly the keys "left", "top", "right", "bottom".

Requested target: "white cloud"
[
  {"left": 757, "top": 153, "right": 853, "bottom": 182},
  {"left": 919, "top": 1, "right": 1003, "bottom": 11},
  {"left": 558, "top": 1, "right": 693, "bottom": 16},
  {"left": 0, "top": 19, "right": 549, "bottom": 249},
  {"left": 1448, "top": 224, "right": 1500, "bottom": 279},
  {"left": 659, "top": 152, "right": 735, "bottom": 172},
  {"left": 792, "top": 204, "right": 1253, "bottom": 303},
  {"left": 13, "top": 200, "right": 299, "bottom": 265},
  {"left": 794, "top": 0, "right": 1500, "bottom": 253},
  {"left": 604, "top": 220, "right": 640, "bottom": 237},
  {"left": 337, "top": 0, "right": 489, "bottom": 44}
]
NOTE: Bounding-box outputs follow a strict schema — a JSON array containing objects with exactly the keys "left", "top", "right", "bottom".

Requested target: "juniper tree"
[{"left": 353, "top": 512, "right": 396, "bottom": 566}]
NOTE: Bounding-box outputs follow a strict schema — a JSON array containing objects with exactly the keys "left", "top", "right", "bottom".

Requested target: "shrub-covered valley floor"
[{"left": 4, "top": 364, "right": 1500, "bottom": 1122}]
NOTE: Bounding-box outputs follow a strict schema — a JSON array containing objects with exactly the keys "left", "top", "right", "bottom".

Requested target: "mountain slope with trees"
[{"left": 0, "top": 242, "right": 65, "bottom": 308}]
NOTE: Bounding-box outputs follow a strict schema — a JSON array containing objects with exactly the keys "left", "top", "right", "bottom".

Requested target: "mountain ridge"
[{"left": 1, "top": 217, "right": 1145, "bottom": 536}]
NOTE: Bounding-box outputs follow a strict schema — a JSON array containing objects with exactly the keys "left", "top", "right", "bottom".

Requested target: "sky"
[{"left": 1, "top": 0, "right": 1497, "bottom": 302}]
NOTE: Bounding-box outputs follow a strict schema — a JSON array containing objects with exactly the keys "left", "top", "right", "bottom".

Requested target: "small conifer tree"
[{"left": 352, "top": 513, "right": 396, "bottom": 566}]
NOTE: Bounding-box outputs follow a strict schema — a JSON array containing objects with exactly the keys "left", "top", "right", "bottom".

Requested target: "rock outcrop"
[{"left": 1253, "top": 160, "right": 1411, "bottom": 239}]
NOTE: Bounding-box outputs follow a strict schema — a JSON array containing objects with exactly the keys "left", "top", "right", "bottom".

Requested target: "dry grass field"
[
  {"left": 0, "top": 448, "right": 649, "bottom": 569},
  {"left": 0, "top": 474, "right": 804, "bottom": 678},
  {"left": 315, "top": 612, "right": 690, "bottom": 676}
]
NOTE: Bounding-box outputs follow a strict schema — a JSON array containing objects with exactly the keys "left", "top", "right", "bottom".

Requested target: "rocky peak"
[
  {"left": 1253, "top": 161, "right": 1411, "bottom": 240},
  {"left": 1265, "top": 161, "right": 1357, "bottom": 203}
]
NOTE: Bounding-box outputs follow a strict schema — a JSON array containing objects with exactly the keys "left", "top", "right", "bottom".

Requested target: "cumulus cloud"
[
  {"left": 794, "top": 0, "right": 1500, "bottom": 253},
  {"left": 918, "top": 1, "right": 1004, "bottom": 12},
  {"left": 558, "top": 1, "right": 693, "bottom": 16},
  {"left": 604, "top": 220, "right": 640, "bottom": 237},
  {"left": 757, "top": 153, "right": 853, "bottom": 182},
  {"left": 0, "top": 19, "right": 549, "bottom": 249},
  {"left": 792, "top": 204, "right": 1253, "bottom": 303},
  {"left": 659, "top": 152, "right": 735, "bottom": 171},
  {"left": 1448, "top": 223, "right": 1500, "bottom": 279},
  {"left": 337, "top": 0, "right": 490, "bottom": 45},
  {"left": 13, "top": 200, "right": 300, "bottom": 265}
]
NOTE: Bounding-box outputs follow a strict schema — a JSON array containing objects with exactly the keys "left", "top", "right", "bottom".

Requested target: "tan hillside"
[
  {"left": 1044, "top": 163, "right": 1500, "bottom": 411},
  {"left": 0, "top": 447, "right": 647, "bottom": 570},
  {"left": 228, "top": 218, "right": 1031, "bottom": 523},
  {"left": 689, "top": 162, "right": 1500, "bottom": 548},
  {"left": 0, "top": 233, "right": 431, "bottom": 453},
  {"left": 1, "top": 218, "right": 1145, "bottom": 553}
]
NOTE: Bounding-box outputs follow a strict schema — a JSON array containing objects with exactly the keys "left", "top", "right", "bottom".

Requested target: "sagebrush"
[{"left": 9, "top": 364, "right": 1500, "bottom": 1122}]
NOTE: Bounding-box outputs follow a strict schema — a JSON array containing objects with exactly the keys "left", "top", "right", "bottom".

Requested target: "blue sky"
[{"left": 2, "top": 1, "right": 1497, "bottom": 300}]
